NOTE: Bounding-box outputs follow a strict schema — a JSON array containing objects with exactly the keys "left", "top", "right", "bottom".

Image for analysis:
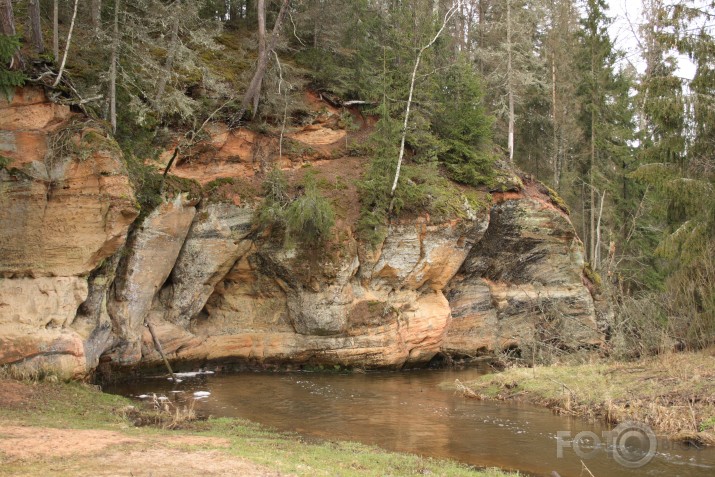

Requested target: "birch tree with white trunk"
[
  {"left": 53, "top": 0, "right": 80, "bottom": 87},
  {"left": 390, "top": 0, "right": 463, "bottom": 201}
]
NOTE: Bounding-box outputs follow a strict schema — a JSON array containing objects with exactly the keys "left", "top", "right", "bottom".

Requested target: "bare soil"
[
  {"left": 0, "top": 380, "right": 32, "bottom": 408},
  {"left": 0, "top": 423, "right": 289, "bottom": 477},
  {"left": 0, "top": 379, "right": 290, "bottom": 477}
]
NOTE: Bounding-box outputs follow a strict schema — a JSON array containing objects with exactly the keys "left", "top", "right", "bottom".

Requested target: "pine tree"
[
  {"left": 474, "top": 0, "right": 545, "bottom": 162},
  {"left": 0, "top": 34, "right": 24, "bottom": 100},
  {"left": 573, "top": 0, "right": 635, "bottom": 269},
  {"left": 545, "top": 0, "right": 581, "bottom": 190}
]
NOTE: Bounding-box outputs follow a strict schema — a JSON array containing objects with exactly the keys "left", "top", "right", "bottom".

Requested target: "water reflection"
[{"left": 110, "top": 368, "right": 715, "bottom": 477}]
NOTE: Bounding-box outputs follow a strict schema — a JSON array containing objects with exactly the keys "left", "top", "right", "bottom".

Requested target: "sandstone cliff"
[
  {"left": 0, "top": 88, "right": 139, "bottom": 378},
  {"left": 0, "top": 88, "right": 604, "bottom": 379}
]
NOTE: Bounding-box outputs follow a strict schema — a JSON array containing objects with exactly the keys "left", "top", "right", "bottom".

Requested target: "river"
[{"left": 109, "top": 367, "right": 715, "bottom": 477}]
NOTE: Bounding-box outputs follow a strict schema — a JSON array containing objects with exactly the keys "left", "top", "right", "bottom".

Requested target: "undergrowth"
[{"left": 256, "top": 168, "right": 335, "bottom": 247}]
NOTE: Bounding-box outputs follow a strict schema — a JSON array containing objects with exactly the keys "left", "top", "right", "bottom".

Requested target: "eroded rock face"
[
  {"left": 0, "top": 277, "right": 87, "bottom": 329},
  {"left": 443, "top": 194, "right": 601, "bottom": 357},
  {"left": 0, "top": 87, "right": 138, "bottom": 378},
  {"left": 145, "top": 219, "right": 474, "bottom": 368},
  {"left": 161, "top": 203, "right": 254, "bottom": 327},
  {"left": 0, "top": 90, "right": 137, "bottom": 277},
  {"left": 106, "top": 195, "right": 197, "bottom": 365},
  {"left": 139, "top": 189, "right": 600, "bottom": 370},
  {"left": 0, "top": 87, "right": 604, "bottom": 377},
  {"left": 0, "top": 326, "right": 86, "bottom": 379}
]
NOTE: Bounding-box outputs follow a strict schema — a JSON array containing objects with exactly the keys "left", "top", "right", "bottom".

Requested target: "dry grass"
[
  {"left": 451, "top": 350, "right": 715, "bottom": 445},
  {"left": 120, "top": 393, "right": 199, "bottom": 430}
]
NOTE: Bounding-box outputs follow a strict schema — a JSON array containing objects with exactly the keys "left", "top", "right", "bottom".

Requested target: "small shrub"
[
  {"left": 122, "top": 395, "right": 199, "bottom": 430},
  {"left": 611, "top": 294, "right": 671, "bottom": 359},
  {"left": 163, "top": 175, "right": 202, "bottom": 201},
  {"left": 583, "top": 263, "right": 603, "bottom": 290},
  {"left": 256, "top": 169, "right": 335, "bottom": 247},
  {"left": 285, "top": 173, "right": 335, "bottom": 245},
  {"left": 444, "top": 160, "right": 495, "bottom": 187},
  {"left": 256, "top": 168, "right": 290, "bottom": 226},
  {"left": 205, "top": 177, "right": 235, "bottom": 197},
  {"left": 347, "top": 142, "right": 375, "bottom": 157},
  {"left": 124, "top": 153, "right": 164, "bottom": 218}
]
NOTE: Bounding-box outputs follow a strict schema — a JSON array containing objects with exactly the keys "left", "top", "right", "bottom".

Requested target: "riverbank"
[
  {"left": 0, "top": 378, "right": 515, "bottom": 477},
  {"left": 449, "top": 351, "right": 715, "bottom": 446}
]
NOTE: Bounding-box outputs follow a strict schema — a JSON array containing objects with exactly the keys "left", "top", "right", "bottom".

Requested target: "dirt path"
[{"left": 0, "top": 423, "right": 291, "bottom": 477}]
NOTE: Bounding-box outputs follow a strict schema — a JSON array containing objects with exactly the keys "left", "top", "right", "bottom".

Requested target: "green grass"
[{"left": 0, "top": 381, "right": 130, "bottom": 429}]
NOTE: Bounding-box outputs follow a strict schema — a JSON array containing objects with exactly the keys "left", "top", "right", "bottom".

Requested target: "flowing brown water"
[{"left": 110, "top": 368, "right": 715, "bottom": 477}]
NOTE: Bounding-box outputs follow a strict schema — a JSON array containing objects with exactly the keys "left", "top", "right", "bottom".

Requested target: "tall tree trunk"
[
  {"left": 1, "top": 0, "right": 22, "bottom": 69},
  {"left": 229, "top": 0, "right": 238, "bottom": 22},
  {"left": 154, "top": 3, "right": 181, "bottom": 110},
  {"left": 28, "top": 0, "right": 44, "bottom": 54},
  {"left": 109, "top": 0, "right": 120, "bottom": 133},
  {"left": 550, "top": 0, "right": 560, "bottom": 190},
  {"left": 53, "top": 0, "right": 59, "bottom": 61},
  {"left": 506, "top": 0, "right": 514, "bottom": 162},
  {"left": 590, "top": 109, "right": 596, "bottom": 264},
  {"left": 91, "top": 0, "right": 102, "bottom": 31},
  {"left": 53, "top": 0, "right": 80, "bottom": 87},
  {"left": 589, "top": 23, "right": 597, "bottom": 265},
  {"left": 0, "top": 0, "right": 14, "bottom": 35},
  {"left": 581, "top": 182, "right": 587, "bottom": 251},
  {"left": 551, "top": 56, "right": 560, "bottom": 189},
  {"left": 595, "top": 190, "right": 605, "bottom": 268},
  {"left": 252, "top": 0, "right": 267, "bottom": 114},
  {"left": 239, "top": 0, "right": 290, "bottom": 119},
  {"left": 477, "top": 0, "right": 485, "bottom": 74}
]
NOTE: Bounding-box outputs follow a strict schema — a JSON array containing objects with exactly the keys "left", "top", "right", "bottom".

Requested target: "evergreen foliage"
[
  {"left": 256, "top": 167, "right": 290, "bottom": 228},
  {"left": 257, "top": 169, "right": 335, "bottom": 246},
  {"left": 432, "top": 59, "right": 496, "bottom": 187},
  {"left": 0, "top": 35, "right": 24, "bottom": 99},
  {"left": 285, "top": 172, "right": 335, "bottom": 245}
]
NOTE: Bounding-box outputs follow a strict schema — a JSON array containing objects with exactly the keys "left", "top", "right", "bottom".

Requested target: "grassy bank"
[
  {"left": 449, "top": 351, "right": 715, "bottom": 446},
  {"left": 0, "top": 379, "right": 515, "bottom": 477}
]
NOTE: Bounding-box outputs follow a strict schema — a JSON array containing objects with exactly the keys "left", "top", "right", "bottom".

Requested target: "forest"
[{"left": 1, "top": 0, "right": 714, "bottom": 356}]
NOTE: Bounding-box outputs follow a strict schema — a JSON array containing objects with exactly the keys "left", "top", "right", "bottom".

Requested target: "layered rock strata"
[
  {"left": 0, "top": 88, "right": 603, "bottom": 378},
  {"left": 0, "top": 88, "right": 138, "bottom": 378}
]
